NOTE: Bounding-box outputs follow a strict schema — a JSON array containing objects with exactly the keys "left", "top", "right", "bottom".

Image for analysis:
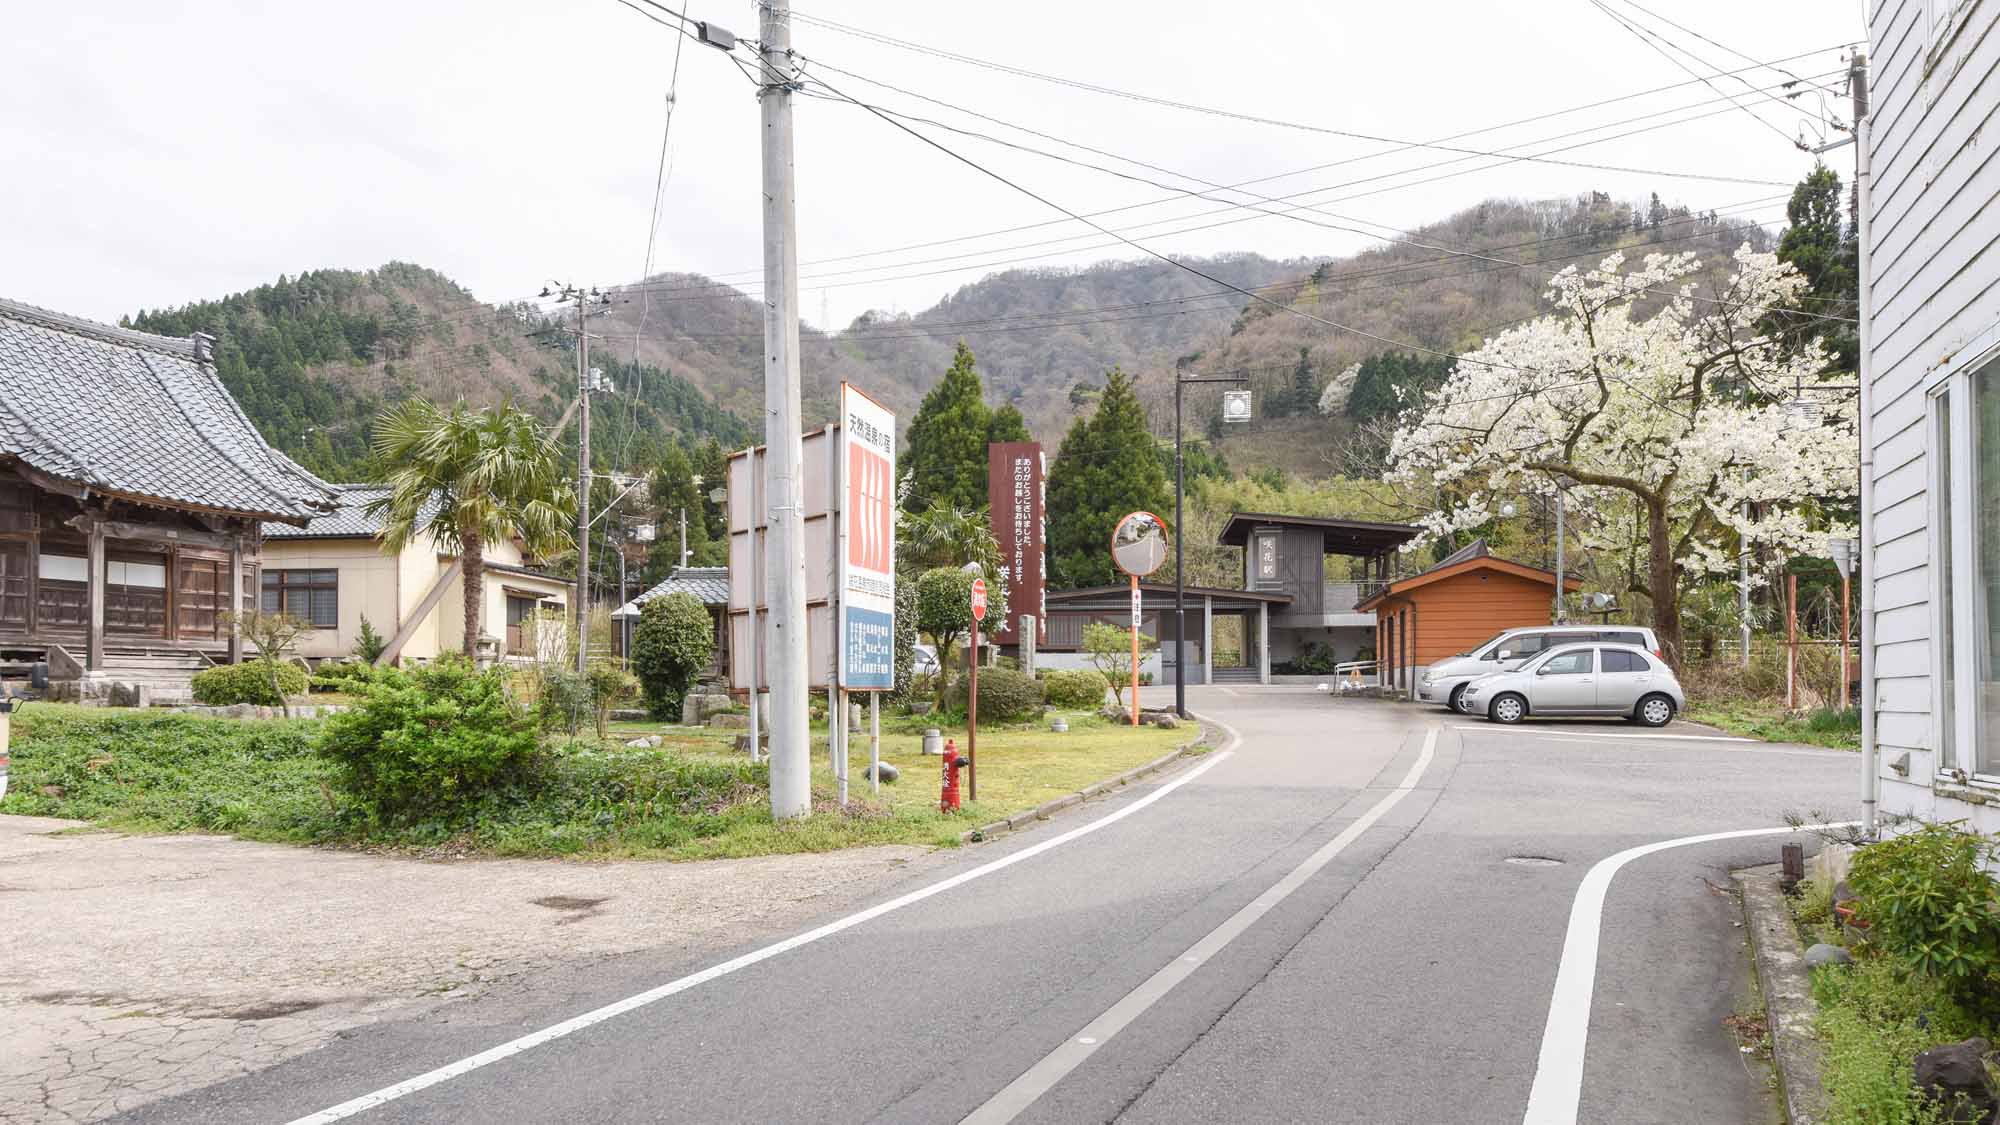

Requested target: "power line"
[
  {"left": 791, "top": 63, "right": 1853, "bottom": 325},
  {"left": 625, "top": 0, "right": 692, "bottom": 468},
  {"left": 1589, "top": 0, "right": 1807, "bottom": 149},
  {"left": 782, "top": 8, "right": 1848, "bottom": 178}
]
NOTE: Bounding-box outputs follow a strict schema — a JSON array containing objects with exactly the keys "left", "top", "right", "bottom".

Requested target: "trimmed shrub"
[
  {"left": 316, "top": 655, "right": 541, "bottom": 820},
  {"left": 192, "top": 661, "right": 310, "bottom": 706},
  {"left": 310, "top": 660, "right": 383, "bottom": 693},
  {"left": 1043, "top": 668, "right": 1109, "bottom": 709},
  {"left": 632, "top": 592, "right": 714, "bottom": 721},
  {"left": 942, "top": 666, "right": 1044, "bottom": 725}
]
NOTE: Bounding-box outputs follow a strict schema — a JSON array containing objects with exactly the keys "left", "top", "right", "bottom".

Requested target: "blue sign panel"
[{"left": 842, "top": 606, "right": 895, "bottom": 691}]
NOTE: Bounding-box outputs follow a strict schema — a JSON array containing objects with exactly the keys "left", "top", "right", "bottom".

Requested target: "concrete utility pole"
[
  {"left": 574, "top": 294, "right": 592, "bottom": 675},
  {"left": 760, "top": 0, "right": 811, "bottom": 820}
]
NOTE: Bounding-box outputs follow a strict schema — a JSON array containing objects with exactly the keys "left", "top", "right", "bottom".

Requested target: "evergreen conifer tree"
[
  {"left": 1047, "top": 368, "right": 1170, "bottom": 588},
  {"left": 902, "top": 342, "right": 993, "bottom": 513}
]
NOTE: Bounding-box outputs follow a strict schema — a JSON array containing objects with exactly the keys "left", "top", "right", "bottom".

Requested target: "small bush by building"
[{"left": 192, "top": 661, "right": 310, "bottom": 707}]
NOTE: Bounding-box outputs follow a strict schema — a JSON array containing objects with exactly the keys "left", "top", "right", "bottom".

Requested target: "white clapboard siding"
[{"left": 1867, "top": 0, "right": 2000, "bottom": 825}]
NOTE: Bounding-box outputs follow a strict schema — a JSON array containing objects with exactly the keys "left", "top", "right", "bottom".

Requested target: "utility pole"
[
  {"left": 760, "top": 0, "right": 811, "bottom": 820},
  {"left": 1553, "top": 484, "right": 1565, "bottom": 623},
  {"left": 679, "top": 507, "right": 689, "bottom": 569},
  {"left": 573, "top": 293, "right": 593, "bottom": 674},
  {"left": 1851, "top": 48, "right": 1877, "bottom": 839}
]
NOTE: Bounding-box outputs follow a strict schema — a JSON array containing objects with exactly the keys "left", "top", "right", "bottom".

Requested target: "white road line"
[
  {"left": 1521, "top": 821, "right": 1860, "bottom": 1125},
  {"left": 1449, "top": 725, "right": 1756, "bottom": 743},
  {"left": 286, "top": 740, "right": 1240, "bottom": 1125},
  {"left": 960, "top": 724, "right": 1441, "bottom": 1125}
]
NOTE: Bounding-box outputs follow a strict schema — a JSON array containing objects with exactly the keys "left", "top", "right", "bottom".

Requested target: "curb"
[
  {"left": 959, "top": 721, "right": 1213, "bottom": 845},
  {"left": 1736, "top": 864, "right": 1830, "bottom": 1125}
]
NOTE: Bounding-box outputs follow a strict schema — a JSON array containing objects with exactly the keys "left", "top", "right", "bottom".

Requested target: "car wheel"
[
  {"left": 1489, "top": 693, "right": 1527, "bottom": 724},
  {"left": 1636, "top": 693, "right": 1675, "bottom": 728},
  {"left": 1446, "top": 684, "right": 1468, "bottom": 713}
]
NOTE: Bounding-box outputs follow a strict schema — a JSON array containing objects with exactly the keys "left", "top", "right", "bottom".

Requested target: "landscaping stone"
[
  {"left": 1148, "top": 713, "right": 1178, "bottom": 729},
  {"left": 609, "top": 708, "right": 648, "bottom": 722},
  {"left": 622, "top": 735, "right": 663, "bottom": 749},
  {"left": 708, "top": 713, "right": 748, "bottom": 729},
  {"left": 731, "top": 734, "right": 769, "bottom": 754},
  {"left": 108, "top": 681, "right": 150, "bottom": 708},
  {"left": 1802, "top": 942, "right": 1852, "bottom": 969},
  {"left": 863, "top": 761, "right": 899, "bottom": 783},
  {"left": 680, "top": 693, "right": 734, "bottom": 726},
  {"left": 1914, "top": 1038, "right": 1998, "bottom": 1124}
]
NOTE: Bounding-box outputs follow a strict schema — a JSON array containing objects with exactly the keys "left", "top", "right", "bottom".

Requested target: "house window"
[
  {"left": 261, "top": 569, "right": 337, "bottom": 628},
  {"left": 1937, "top": 358, "right": 2000, "bottom": 780},
  {"left": 1933, "top": 385, "right": 1957, "bottom": 770},
  {"left": 1972, "top": 361, "right": 2000, "bottom": 778}
]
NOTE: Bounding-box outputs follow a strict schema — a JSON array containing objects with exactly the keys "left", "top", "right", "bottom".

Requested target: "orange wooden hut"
[{"left": 1356, "top": 539, "right": 1582, "bottom": 697}]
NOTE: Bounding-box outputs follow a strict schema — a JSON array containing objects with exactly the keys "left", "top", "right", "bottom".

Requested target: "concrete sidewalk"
[{"left": 0, "top": 815, "right": 926, "bottom": 1123}]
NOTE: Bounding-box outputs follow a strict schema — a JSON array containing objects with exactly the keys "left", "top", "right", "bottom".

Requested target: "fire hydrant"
[{"left": 940, "top": 739, "right": 968, "bottom": 812}]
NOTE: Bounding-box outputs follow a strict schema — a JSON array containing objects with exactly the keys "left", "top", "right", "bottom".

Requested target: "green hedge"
[
  {"left": 316, "top": 656, "right": 540, "bottom": 820},
  {"left": 1043, "top": 668, "right": 1109, "bottom": 709},
  {"left": 942, "top": 666, "right": 1044, "bottom": 725},
  {"left": 310, "top": 660, "right": 384, "bottom": 693},
  {"left": 192, "top": 661, "right": 310, "bottom": 706}
]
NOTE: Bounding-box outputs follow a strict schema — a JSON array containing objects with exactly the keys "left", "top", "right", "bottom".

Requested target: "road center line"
[
  {"left": 960, "top": 724, "right": 1441, "bottom": 1125},
  {"left": 286, "top": 738, "right": 1240, "bottom": 1125},
  {"left": 1520, "top": 821, "right": 1860, "bottom": 1125}
]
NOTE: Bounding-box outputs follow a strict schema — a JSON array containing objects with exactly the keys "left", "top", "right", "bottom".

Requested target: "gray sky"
[{"left": 4, "top": 1, "right": 1863, "bottom": 332}]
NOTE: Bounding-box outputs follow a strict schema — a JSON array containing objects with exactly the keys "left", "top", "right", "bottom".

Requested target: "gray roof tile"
[
  {"left": 0, "top": 297, "right": 340, "bottom": 522},
  {"left": 261, "top": 483, "right": 439, "bottom": 540},
  {"left": 612, "top": 566, "right": 729, "bottom": 616}
]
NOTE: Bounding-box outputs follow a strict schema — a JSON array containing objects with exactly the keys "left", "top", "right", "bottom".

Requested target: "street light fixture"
[{"left": 1173, "top": 373, "right": 1251, "bottom": 719}]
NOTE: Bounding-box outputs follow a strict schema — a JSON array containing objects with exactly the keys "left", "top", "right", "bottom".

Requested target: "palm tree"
[{"left": 367, "top": 400, "right": 573, "bottom": 658}]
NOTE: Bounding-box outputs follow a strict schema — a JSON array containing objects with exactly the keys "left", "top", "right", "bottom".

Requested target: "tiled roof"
[
  {"left": 1428, "top": 537, "right": 1492, "bottom": 571},
  {"left": 261, "top": 483, "right": 439, "bottom": 540},
  {"left": 612, "top": 566, "right": 729, "bottom": 616},
  {"left": 0, "top": 298, "right": 340, "bottom": 522}
]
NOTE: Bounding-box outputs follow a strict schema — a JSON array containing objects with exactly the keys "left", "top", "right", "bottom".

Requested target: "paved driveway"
[{"left": 0, "top": 817, "right": 925, "bottom": 1123}]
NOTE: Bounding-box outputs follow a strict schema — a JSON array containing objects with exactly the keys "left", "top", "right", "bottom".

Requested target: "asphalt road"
[{"left": 120, "top": 687, "right": 1858, "bottom": 1125}]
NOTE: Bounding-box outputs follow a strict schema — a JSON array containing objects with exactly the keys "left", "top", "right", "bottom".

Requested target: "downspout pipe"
[{"left": 1854, "top": 50, "right": 1878, "bottom": 840}]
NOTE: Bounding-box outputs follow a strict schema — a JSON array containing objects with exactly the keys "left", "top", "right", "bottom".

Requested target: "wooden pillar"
[
  {"left": 229, "top": 530, "right": 245, "bottom": 664},
  {"left": 85, "top": 516, "right": 105, "bottom": 671}
]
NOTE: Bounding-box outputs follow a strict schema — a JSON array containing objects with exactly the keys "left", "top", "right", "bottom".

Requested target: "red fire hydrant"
[{"left": 940, "top": 739, "right": 964, "bottom": 812}]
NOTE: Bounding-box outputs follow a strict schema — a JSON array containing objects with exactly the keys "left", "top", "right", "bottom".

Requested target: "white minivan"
[{"left": 1416, "top": 624, "right": 1661, "bottom": 713}]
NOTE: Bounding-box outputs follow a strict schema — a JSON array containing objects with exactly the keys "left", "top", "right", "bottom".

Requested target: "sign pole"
[
  {"left": 836, "top": 687, "right": 848, "bottom": 806},
  {"left": 1130, "top": 575, "right": 1141, "bottom": 727},
  {"left": 869, "top": 691, "right": 880, "bottom": 796},
  {"left": 967, "top": 613, "right": 979, "bottom": 802}
]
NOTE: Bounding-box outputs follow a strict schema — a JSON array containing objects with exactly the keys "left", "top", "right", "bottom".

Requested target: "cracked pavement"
[{"left": 0, "top": 815, "right": 927, "bottom": 1123}]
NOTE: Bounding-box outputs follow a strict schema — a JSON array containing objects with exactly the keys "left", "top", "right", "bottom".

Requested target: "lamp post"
[{"left": 1174, "top": 376, "right": 1250, "bottom": 719}]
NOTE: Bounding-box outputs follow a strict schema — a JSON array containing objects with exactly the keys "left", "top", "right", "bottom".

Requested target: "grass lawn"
[
  {"left": 1, "top": 703, "right": 1196, "bottom": 861},
  {"left": 1685, "top": 701, "right": 1860, "bottom": 750}
]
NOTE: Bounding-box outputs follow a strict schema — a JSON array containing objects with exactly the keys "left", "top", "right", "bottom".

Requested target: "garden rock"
[
  {"left": 1147, "top": 713, "right": 1178, "bottom": 729},
  {"left": 708, "top": 713, "right": 748, "bottom": 729},
  {"left": 1802, "top": 943, "right": 1852, "bottom": 969},
  {"left": 732, "top": 734, "right": 769, "bottom": 754},
  {"left": 680, "top": 693, "right": 734, "bottom": 726},
  {"left": 623, "top": 735, "right": 664, "bottom": 749},
  {"left": 864, "top": 761, "right": 899, "bottom": 783},
  {"left": 1913, "top": 1038, "right": 1998, "bottom": 1124}
]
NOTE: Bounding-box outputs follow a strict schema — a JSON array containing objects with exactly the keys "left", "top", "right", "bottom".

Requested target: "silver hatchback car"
[{"left": 1458, "top": 642, "right": 1685, "bottom": 727}]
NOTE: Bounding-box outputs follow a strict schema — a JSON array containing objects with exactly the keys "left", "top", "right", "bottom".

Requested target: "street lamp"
[{"left": 1175, "top": 373, "right": 1250, "bottom": 719}]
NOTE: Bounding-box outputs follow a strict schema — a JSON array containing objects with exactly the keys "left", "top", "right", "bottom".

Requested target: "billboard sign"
[
  {"left": 838, "top": 384, "right": 896, "bottom": 690},
  {"left": 987, "top": 441, "right": 1046, "bottom": 644}
]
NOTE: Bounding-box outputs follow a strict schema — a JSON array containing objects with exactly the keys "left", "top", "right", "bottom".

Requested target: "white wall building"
[{"left": 1865, "top": 2, "right": 2000, "bottom": 836}]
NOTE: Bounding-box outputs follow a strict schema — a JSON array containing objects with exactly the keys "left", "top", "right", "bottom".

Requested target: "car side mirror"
[
  {"left": 1535, "top": 665, "right": 1552, "bottom": 676},
  {"left": 1496, "top": 650, "right": 1513, "bottom": 661}
]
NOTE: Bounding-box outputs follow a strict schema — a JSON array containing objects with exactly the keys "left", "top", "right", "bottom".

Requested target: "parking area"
[{"left": 0, "top": 816, "right": 927, "bottom": 1123}]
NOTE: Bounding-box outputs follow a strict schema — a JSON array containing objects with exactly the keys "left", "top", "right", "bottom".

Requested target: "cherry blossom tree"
[{"left": 1386, "top": 247, "right": 1856, "bottom": 666}]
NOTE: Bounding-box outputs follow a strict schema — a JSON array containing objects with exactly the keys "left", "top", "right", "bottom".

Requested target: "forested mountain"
[{"left": 121, "top": 190, "right": 1779, "bottom": 484}]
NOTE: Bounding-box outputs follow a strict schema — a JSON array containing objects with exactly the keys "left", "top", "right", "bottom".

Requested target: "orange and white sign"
[{"left": 837, "top": 384, "right": 897, "bottom": 690}]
